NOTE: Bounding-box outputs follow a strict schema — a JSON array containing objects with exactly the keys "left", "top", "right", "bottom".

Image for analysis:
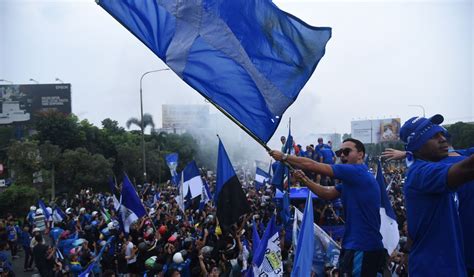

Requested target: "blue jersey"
[
  {"left": 332, "top": 164, "right": 383, "bottom": 251},
  {"left": 319, "top": 147, "right": 335, "bottom": 164},
  {"left": 404, "top": 159, "right": 466, "bottom": 276},
  {"left": 443, "top": 155, "right": 474, "bottom": 271}
]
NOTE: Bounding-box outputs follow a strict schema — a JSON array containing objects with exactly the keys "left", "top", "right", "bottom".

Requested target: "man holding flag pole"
[{"left": 270, "top": 138, "right": 391, "bottom": 276}]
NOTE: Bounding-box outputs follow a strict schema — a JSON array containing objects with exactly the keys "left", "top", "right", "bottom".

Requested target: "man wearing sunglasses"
[
  {"left": 398, "top": 114, "right": 474, "bottom": 276},
  {"left": 269, "top": 138, "right": 385, "bottom": 276}
]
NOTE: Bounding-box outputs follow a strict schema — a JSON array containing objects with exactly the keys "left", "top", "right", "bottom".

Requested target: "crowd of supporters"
[{"left": 0, "top": 139, "right": 413, "bottom": 277}]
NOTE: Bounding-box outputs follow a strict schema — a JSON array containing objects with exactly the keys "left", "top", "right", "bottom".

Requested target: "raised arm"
[
  {"left": 448, "top": 154, "right": 474, "bottom": 189},
  {"left": 269, "top": 150, "right": 334, "bottom": 178},
  {"left": 293, "top": 170, "right": 340, "bottom": 200},
  {"left": 381, "top": 148, "right": 406, "bottom": 161}
]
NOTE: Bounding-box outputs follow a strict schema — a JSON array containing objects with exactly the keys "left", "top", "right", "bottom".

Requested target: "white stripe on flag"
[{"left": 183, "top": 175, "right": 203, "bottom": 199}]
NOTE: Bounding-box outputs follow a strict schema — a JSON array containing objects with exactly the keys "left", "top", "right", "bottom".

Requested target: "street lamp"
[
  {"left": 139, "top": 68, "right": 170, "bottom": 182},
  {"left": 408, "top": 104, "right": 426, "bottom": 117},
  {"left": 29, "top": 78, "right": 39, "bottom": 84},
  {"left": 55, "top": 78, "right": 64, "bottom": 83},
  {"left": 0, "top": 79, "right": 13, "bottom": 84}
]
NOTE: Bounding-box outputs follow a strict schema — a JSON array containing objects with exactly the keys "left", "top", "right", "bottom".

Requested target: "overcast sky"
[{"left": 0, "top": 0, "right": 472, "bottom": 150}]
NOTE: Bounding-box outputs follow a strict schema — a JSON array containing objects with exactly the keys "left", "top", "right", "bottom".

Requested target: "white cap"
[
  {"left": 79, "top": 207, "right": 86, "bottom": 213},
  {"left": 91, "top": 211, "right": 98, "bottom": 217},
  {"left": 36, "top": 209, "right": 43, "bottom": 215},
  {"left": 173, "top": 252, "right": 184, "bottom": 264},
  {"left": 30, "top": 206, "right": 37, "bottom": 211},
  {"left": 66, "top": 208, "right": 73, "bottom": 215},
  {"left": 32, "top": 227, "right": 40, "bottom": 232}
]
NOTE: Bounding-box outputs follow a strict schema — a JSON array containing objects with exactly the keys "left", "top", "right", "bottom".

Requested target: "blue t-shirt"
[
  {"left": 319, "top": 147, "right": 335, "bottom": 164},
  {"left": 332, "top": 164, "right": 383, "bottom": 251},
  {"left": 404, "top": 159, "right": 466, "bottom": 276},
  {"left": 442, "top": 155, "right": 474, "bottom": 270}
]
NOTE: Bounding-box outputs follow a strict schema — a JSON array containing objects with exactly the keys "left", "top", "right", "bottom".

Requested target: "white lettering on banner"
[{"left": 41, "top": 96, "right": 69, "bottom": 106}]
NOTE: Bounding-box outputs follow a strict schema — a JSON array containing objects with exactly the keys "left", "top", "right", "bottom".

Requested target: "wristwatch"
[{"left": 282, "top": 154, "right": 288, "bottom": 161}]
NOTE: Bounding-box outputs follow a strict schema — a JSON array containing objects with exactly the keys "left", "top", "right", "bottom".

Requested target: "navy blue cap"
[{"left": 400, "top": 114, "right": 447, "bottom": 152}]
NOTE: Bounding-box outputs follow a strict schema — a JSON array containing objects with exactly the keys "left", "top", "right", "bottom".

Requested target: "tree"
[
  {"left": 446, "top": 122, "right": 474, "bottom": 149},
  {"left": 34, "top": 110, "right": 85, "bottom": 150},
  {"left": 7, "top": 140, "right": 41, "bottom": 185},
  {"left": 56, "top": 148, "right": 113, "bottom": 193},
  {"left": 342, "top": 133, "right": 352, "bottom": 140},
  {"left": 39, "top": 141, "right": 61, "bottom": 199},
  {"left": 126, "top": 113, "right": 155, "bottom": 132},
  {"left": 0, "top": 184, "right": 39, "bottom": 217}
]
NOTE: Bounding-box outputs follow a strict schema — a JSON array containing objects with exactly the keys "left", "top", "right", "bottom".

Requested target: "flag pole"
[{"left": 207, "top": 97, "right": 271, "bottom": 152}]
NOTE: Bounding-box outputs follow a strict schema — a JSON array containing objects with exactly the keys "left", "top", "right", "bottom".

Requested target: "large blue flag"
[
  {"left": 376, "top": 159, "right": 399, "bottom": 255},
  {"left": 120, "top": 174, "right": 147, "bottom": 233},
  {"left": 292, "top": 191, "right": 314, "bottom": 276},
  {"left": 165, "top": 153, "right": 179, "bottom": 185},
  {"left": 97, "top": 0, "right": 331, "bottom": 143}
]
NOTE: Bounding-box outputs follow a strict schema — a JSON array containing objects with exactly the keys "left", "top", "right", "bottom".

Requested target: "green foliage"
[
  {"left": 0, "top": 184, "right": 39, "bottom": 217},
  {"left": 446, "top": 122, "right": 474, "bottom": 150},
  {"left": 34, "top": 110, "right": 85, "bottom": 150},
  {"left": 7, "top": 140, "right": 41, "bottom": 184},
  {"left": 56, "top": 148, "right": 113, "bottom": 193}
]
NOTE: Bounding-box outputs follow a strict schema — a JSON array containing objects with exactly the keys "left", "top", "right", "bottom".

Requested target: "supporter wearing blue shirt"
[
  {"left": 319, "top": 145, "right": 336, "bottom": 165},
  {"left": 270, "top": 138, "right": 385, "bottom": 276},
  {"left": 399, "top": 114, "right": 474, "bottom": 276},
  {"left": 442, "top": 154, "right": 474, "bottom": 275}
]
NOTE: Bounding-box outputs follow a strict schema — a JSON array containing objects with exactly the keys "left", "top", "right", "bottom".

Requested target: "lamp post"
[
  {"left": 139, "top": 68, "right": 170, "bottom": 182},
  {"left": 29, "top": 78, "right": 39, "bottom": 84},
  {"left": 0, "top": 79, "right": 13, "bottom": 84},
  {"left": 408, "top": 104, "right": 426, "bottom": 117}
]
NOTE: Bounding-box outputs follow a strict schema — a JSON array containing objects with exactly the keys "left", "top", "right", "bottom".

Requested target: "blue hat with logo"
[{"left": 400, "top": 114, "right": 448, "bottom": 152}]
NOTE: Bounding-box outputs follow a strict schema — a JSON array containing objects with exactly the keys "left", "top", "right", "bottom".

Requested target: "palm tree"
[{"left": 126, "top": 113, "right": 155, "bottom": 132}]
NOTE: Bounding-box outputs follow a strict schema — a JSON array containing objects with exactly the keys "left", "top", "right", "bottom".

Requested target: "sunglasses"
[{"left": 335, "top": 148, "right": 353, "bottom": 157}]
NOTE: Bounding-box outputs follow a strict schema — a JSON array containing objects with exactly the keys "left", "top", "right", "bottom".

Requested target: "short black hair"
[{"left": 343, "top": 138, "right": 365, "bottom": 156}]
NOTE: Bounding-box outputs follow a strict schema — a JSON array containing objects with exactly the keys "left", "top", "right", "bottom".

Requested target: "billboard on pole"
[
  {"left": 351, "top": 118, "right": 401, "bottom": 144},
  {"left": 0, "top": 84, "right": 71, "bottom": 124}
]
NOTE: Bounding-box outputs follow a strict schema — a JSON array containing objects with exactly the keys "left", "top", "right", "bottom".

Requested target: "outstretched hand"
[
  {"left": 268, "top": 150, "right": 284, "bottom": 161},
  {"left": 381, "top": 148, "right": 406, "bottom": 161}
]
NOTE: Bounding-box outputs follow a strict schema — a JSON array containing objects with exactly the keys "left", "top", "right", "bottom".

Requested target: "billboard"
[
  {"left": 351, "top": 118, "right": 401, "bottom": 144},
  {"left": 0, "top": 84, "right": 71, "bottom": 124}
]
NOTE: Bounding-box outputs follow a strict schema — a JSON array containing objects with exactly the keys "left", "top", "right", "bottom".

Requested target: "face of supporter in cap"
[{"left": 400, "top": 114, "right": 449, "bottom": 161}]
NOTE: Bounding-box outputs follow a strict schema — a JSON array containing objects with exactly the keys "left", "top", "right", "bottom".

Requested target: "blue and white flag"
[
  {"left": 52, "top": 207, "right": 66, "bottom": 223},
  {"left": 255, "top": 167, "right": 271, "bottom": 190},
  {"left": 182, "top": 161, "right": 204, "bottom": 199},
  {"left": 293, "top": 208, "right": 341, "bottom": 273},
  {"left": 165, "top": 153, "right": 179, "bottom": 185},
  {"left": 97, "top": 0, "right": 331, "bottom": 144},
  {"left": 175, "top": 172, "right": 186, "bottom": 213},
  {"left": 153, "top": 192, "right": 161, "bottom": 206},
  {"left": 120, "top": 175, "right": 147, "bottom": 233},
  {"left": 376, "top": 160, "right": 399, "bottom": 255},
  {"left": 292, "top": 191, "right": 314, "bottom": 276},
  {"left": 38, "top": 200, "right": 52, "bottom": 221},
  {"left": 199, "top": 180, "right": 212, "bottom": 212},
  {"left": 252, "top": 216, "right": 283, "bottom": 276}
]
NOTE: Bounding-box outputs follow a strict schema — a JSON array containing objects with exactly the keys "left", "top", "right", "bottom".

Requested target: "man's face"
[
  {"left": 416, "top": 132, "right": 449, "bottom": 161},
  {"left": 337, "top": 141, "right": 363, "bottom": 164},
  {"left": 280, "top": 136, "right": 286, "bottom": 144}
]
